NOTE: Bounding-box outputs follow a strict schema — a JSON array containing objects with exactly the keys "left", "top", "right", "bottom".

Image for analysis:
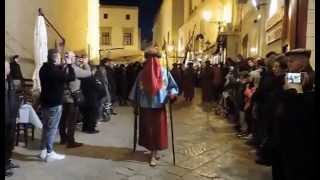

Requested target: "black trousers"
[
  {"left": 81, "top": 106, "right": 99, "bottom": 131},
  {"left": 272, "top": 148, "right": 285, "bottom": 180},
  {"left": 59, "top": 103, "right": 79, "bottom": 144},
  {"left": 5, "top": 122, "right": 16, "bottom": 168}
]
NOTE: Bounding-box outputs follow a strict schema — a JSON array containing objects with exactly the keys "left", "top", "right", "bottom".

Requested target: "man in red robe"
[{"left": 129, "top": 47, "right": 179, "bottom": 166}]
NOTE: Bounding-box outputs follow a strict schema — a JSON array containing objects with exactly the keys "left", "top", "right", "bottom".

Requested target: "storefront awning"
[{"left": 100, "top": 49, "right": 144, "bottom": 63}]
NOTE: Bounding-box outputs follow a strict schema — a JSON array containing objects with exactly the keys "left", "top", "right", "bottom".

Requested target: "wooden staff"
[{"left": 163, "top": 38, "right": 176, "bottom": 166}]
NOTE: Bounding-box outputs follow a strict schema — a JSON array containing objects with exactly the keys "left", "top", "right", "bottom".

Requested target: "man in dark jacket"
[
  {"left": 5, "top": 61, "right": 20, "bottom": 177},
  {"left": 115, "top": 64, "right": 128, "bottom": 106},
  {"left": 199, "top": 61, "right": 213, "bottom": 103},
  {"left": 39, "top": 49, "right": 75, "bottom": 162},
  {"left": 80, "top": 74, "right": 106, "bottom": 133}
]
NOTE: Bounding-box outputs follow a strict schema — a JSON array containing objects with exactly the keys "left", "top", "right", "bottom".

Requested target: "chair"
[{"left": 15, "top": 96, "right": 35, "bottom": 147}]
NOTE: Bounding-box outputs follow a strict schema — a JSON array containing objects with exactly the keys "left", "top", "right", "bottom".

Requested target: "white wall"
[{"left": 5, "top": 0, "right": 57, "bottom": 78}]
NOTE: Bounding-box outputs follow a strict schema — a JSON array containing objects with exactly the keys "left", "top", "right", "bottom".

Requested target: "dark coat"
[
  {"left": 274, "top": 90, "right": 315, "bottom": 180},
  {"left": 80, "top": 76, "right": 106, "bottom": 107},
  {"left": 182, "top": 68, "right": 196, "bottom": 99},
  {"left": 105, "top": 66, "right": 117, "bottom": 101},
  {"left": 5, "top": 78, "right": 19, "bottom": 125},
  {"left": 199, "top": 66, "right": 213, "bottom": 102},
  {"left": 9, "top": 61, "right": 23, "bottom": 80},
  {"left": 39, "top": 63, "right": 75, "bottom": 107}
]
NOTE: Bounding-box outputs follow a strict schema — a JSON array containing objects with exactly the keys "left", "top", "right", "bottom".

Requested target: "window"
[
  {"left": 101, "top": 27, "right": 112, "bottom": 45},
  {"left": 126, "top": 14, "right": 131, "bottom": 20},
  {"left": 123, "top": 28, "right": 133, "bottom": 46},
  {"left": 103, "top": 13, "right": 108, "bottom": 19},
  {"left": 123, "top": 33, "right": 132, "bottom": 45}
]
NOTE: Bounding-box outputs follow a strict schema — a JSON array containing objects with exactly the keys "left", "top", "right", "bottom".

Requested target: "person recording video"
[
  {"left": 272, "top": 49, "right": 315, "bottom": 180},
  {"left": 38, "top": 49, "right": 75, "bottom": 162},
  {"left": 59, "top": 51, "right": 91, "bottom": 148}
]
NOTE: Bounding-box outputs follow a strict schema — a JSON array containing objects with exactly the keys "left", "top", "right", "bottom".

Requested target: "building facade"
[
  {"left": 5, "top": 0, "right": 100, "bottom": 78},
  {"left": 153, "top": 0, "right": 315, "bottom": 69},
  {"left": 99, "top": 5, "right": 142, "bottom": 62}
]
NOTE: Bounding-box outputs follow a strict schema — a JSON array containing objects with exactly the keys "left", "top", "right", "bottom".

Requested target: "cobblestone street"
[{"left": 8, "top": 89, "right": 272, "bottom": 180}]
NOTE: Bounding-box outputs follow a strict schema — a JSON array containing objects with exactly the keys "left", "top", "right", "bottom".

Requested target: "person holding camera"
[
  {"left": 59, "top": 51, "right": 91, "bottom": 148},
  {"left": 272, "top": 49, "right": 315, "bottom": 180},
  {"left": 39, "top": 49, "right": 75, "bottom": 162}
]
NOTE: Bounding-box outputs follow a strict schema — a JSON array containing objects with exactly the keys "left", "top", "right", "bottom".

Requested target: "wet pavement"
[{"left": 7, "top": 89, "right": 271, "bottom": 180}]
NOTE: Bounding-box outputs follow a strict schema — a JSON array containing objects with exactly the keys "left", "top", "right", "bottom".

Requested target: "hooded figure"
[{"left": 129, "top": 46, "right": 179, "bottom": 166}]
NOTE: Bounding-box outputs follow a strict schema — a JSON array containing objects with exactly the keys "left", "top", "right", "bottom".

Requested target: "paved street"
[{"left": 8, "top": 89, "right": 271, "bottom": 180}]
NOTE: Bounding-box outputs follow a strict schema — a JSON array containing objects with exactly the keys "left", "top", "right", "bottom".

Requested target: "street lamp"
[{"left": 202, "top": 10, "right": 213, "bottom": 22}]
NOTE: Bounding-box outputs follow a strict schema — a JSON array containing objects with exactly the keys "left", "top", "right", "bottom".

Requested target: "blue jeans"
[{"left": 40, "top": 105, "right": 62, "bottom": 153}]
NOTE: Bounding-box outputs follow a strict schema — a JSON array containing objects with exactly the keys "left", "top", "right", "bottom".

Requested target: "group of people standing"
[
  {"left": 211, "top": 49, "right": 315, "bottom": 180},
  {"left": 170, "top": 60, "right": 226, "bottom": 103}
]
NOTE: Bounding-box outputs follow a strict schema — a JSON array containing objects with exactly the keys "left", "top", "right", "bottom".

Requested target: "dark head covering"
[{"left": 285, "top": 48, "right": 311, "bottom": 59}]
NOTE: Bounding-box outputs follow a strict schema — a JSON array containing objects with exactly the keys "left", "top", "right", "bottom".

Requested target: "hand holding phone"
[
  {"left": 287, "top": 73, "right": 301, "bottom": 84},
  {"left": 284, "top": 73, "right": 303, "bottom": 93}
]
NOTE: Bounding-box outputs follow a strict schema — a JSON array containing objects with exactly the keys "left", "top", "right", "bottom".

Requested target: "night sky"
[{"left": 100, "top": 0, "right": 163, "bottom": 41}]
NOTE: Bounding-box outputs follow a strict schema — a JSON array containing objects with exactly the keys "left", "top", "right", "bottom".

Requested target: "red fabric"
[
  {"left": 140, "top": 57, "right": 163, "bottom": 96},
  {"left": 138, "top": 107, "right": 168, "bottom": 150},
  {"left": 244, "top": 86, "right": 256, "bottom": 111}
]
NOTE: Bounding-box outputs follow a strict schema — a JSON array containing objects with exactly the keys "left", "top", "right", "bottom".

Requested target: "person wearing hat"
[
  {"left": 284, "top": 48, "right": 314, "bottom": 92},
  {"left": 182, "top": 62, "right": 196, "bottom": 102},
  {"left": 271, "top": 49, "right": 315, "bottom": 180},
  {"left": 129, "top": 46, "right": 179, "bottom": 166}
]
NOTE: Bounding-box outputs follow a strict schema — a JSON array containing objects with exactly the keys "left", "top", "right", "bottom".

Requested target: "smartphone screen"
[{"left": 287, "top": 73, "right": 301, "bottom": 84}]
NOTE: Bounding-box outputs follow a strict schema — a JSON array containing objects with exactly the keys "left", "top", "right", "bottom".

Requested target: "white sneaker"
[
  {"left": 45, "top": 151, "right": 65, "bottom": 162},
  {"left": 39, "top": 149, "right": 47, "bottom": 160}
]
